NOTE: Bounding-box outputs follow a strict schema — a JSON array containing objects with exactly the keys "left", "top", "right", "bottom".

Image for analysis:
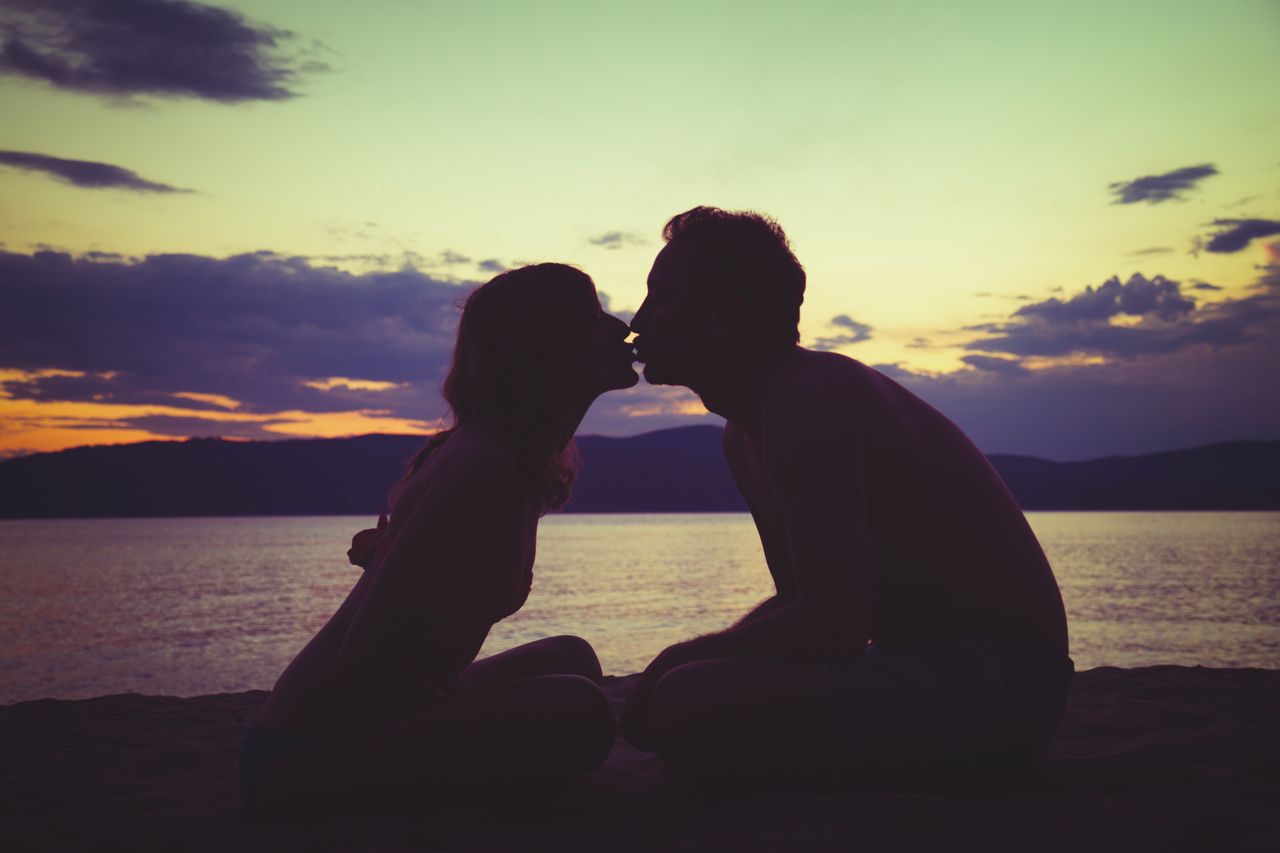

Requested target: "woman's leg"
[
  {"left": 460, "top": 635, "right": 604, "bottom": 688},
  {"left": 253, "top": 672, "right": 615, "bottom": 818}
]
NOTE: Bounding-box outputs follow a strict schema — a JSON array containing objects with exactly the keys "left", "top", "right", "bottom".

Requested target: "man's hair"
[{"left": 662, "top": 206, "right": 806, "bottom": 350}]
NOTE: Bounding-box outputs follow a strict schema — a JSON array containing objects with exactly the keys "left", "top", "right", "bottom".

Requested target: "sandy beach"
[{"left": 2, "top": 665, "right": 1278, "bottom": 851}]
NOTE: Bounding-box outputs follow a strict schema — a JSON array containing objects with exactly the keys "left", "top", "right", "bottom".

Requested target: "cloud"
[
  {"left": 874, "top": 264, "right": 1280, "bottom": 458},
  {"left": 0, "top": 0, "right": 321, "bottom": 102},
  {"left": 1192, "top": 282, "right": 1223, "bottom": 291},
  {"left": 477, "top": 259, "right": 508, "bottom": 273},
  {"left": 1108, "top": 163, "right": 1218, "bottom": 204},
  {"left": 0, "top": 149, "right": 188, "bottom": 192},
  {"left": 597, "top": 291, "right": 634, "bottom": 324},
  {"left": 959, "top": 355, "right": 1028, "bottom": 376},
  {"left": 1128, "top": 247, "right": 1174, "bottom": 257},
  {"left": 1196, "top": 218, "right": 1280, "bottom": 254},
  {"left": 0, "top": 250, "right": 467, "bottom": 420},
  {"left": 963, "top": 273, "right": 1274, "bottom": 360},
  {"left": 810, "top": 314, "right": 872, "bottom": 351},
  {"left": 1013, "top": 274, "right": 1195, "bottom": 324},
  {"left": 588, "top": 231, "right": 644, "bottom": 250},
  {"left": 437, "top": 250, "right": 471, "bottom": 266}
]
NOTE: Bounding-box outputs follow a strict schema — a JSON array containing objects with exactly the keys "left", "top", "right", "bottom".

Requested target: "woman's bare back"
[{"left": 254, "top": 426, "right": 538, "bottom": 736}]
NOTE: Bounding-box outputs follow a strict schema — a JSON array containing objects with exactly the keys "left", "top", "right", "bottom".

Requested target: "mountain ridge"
[{"left": 1, "top": 426, "right": 1277, "bottom": 517}]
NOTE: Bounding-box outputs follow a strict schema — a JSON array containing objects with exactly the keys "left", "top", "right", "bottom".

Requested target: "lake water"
[{"left": 1, "top": 512, "right": 1277, "bottom": 704}]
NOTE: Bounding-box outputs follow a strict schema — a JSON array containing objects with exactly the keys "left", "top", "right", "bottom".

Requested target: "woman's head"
[{"left": 410, "top": 263, "right": 635, "bottom": 511}]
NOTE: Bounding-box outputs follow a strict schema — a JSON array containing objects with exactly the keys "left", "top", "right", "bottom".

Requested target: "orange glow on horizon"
[
  {"left": 302, "top": 377, "right": 404, "bottom": 392},
  {"left": 0, "top": 397, "right": 441, "bottom": 458}
]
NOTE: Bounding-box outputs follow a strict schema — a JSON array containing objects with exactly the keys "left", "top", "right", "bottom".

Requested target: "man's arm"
[
  {"left": 621, "top": 410, "right": 872, "bottom": 745},
  {"left": 709, "top": 405, "right": 873, "bottom": 662}
]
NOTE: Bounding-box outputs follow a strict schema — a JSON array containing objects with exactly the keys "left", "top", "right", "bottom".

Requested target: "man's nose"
[{"left": 630, "top": 299, "right": 649, "bottom": 333}]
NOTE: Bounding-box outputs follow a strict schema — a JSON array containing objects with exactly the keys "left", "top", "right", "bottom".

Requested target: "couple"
[{"left": 241, "top": 207, "right": 1072, "bottom": 817}]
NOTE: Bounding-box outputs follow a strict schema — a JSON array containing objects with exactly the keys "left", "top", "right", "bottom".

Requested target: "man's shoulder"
[{"left": 761, "top": 350, "right": 880, "bottom": 430}]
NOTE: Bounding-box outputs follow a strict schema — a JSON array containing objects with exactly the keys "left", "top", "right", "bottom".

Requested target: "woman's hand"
[{"left": 347, "top": 512, "right": 388, "bottom": 569}]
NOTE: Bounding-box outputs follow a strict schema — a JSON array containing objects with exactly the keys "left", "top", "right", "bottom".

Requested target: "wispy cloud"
[
  {"left": 810, "top": 314, "right": 872, "bottom": 351},
  {"left": 588, "top": 231, "right": 644, "bottom": 250},
  {"left": 0, "top": 149, "right": 189, "bottom": 193},
  {"left": 0, "top": 0, "right": 324, "bottom": 103},
  {"left": 1195, "top": 218, "right": 1280, "bottom": 254},
  {"left": 1108, "top": 163, "right": 1218, "bottom": 205}
]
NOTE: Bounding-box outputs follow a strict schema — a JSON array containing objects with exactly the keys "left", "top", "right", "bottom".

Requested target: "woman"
[{"left": 240, "top": 263, "right": 639, "bottom": 817}]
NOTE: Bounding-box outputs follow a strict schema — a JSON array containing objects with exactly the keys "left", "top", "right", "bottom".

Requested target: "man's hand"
[{"left": 347, "top": 512, "right": 388, "bottom": 569}]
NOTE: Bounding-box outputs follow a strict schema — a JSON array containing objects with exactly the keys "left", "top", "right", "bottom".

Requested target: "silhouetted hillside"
[{"left": 0, "top": 427, "right": 1277, "bottom": 517}]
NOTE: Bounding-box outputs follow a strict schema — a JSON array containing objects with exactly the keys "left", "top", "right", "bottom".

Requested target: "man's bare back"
[{"left": 730, "top": 348, "right": 1067, "bottom": 661}]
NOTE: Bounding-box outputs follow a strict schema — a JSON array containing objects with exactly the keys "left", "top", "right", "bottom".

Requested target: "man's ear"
[{"left": 709, "top": 292, "right": 748, "bottom": 339}]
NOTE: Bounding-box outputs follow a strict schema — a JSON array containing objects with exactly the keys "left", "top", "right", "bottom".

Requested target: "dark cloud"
[
  {"left": 1108, "top": 163, "right": 1218, "bottom": 205},
  {"left": 0, "top": 149, "right": 188, "bottom": 192},
  {"left": 960, "top": 355, "right": 1028, "bottom": 376},
  {"left": 477, "top": 259, "right": 508, "bottom": 273},
  {"left": 106, "top": 415, "right": 289, "bottom": 440},
  {"left": 0, "top": 250, "right": 467, "bottom": 420},
  {"left": 868, "top": 265, "right": 1280, "bottom": 458},
  {"left": 1128, "top": 247, "right": 1174, "bottom": 256},
  {"left": 588, "top": 231, "right": 644, "bottom": 250},
  {"left": 0, "top": 0, "right": 321, "bottom": 102},
  {"left": 1192, "top": 282, "right": 1223, "bottom": 291},
  {"left": 810, "top": 314, "right": 872, "bottom": 351},
  {"left": 965, "top": 272, "right": 1274, "bottom": 360},
  {"left": 1197, "top": 218, "right": 1280, "bottom": 254},
  {"left": 1013, "top": 274, "right": 1194, "bottom": 325}
]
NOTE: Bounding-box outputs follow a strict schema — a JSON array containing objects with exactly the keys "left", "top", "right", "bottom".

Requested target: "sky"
[{"left": 1, "top": 0, "right": 1278, "bottom": 460}]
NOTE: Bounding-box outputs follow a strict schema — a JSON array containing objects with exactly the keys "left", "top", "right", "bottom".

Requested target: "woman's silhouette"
[{"left": 240, "top": 264, "right": 637, "bottom": 817}]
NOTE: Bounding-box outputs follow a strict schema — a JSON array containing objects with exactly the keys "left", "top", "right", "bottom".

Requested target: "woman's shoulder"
[{"left": 391, "top": 427, "right": 525, "bottom": 516}]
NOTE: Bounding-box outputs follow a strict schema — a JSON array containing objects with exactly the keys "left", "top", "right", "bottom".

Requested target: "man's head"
[{"left": 630, "top": 206, "right": 806, "bottom": 388}]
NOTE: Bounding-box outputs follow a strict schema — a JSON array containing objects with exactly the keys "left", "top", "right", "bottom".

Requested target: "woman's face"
[{"left": 556, "top": 287, "right": 639, "bottom": 400}]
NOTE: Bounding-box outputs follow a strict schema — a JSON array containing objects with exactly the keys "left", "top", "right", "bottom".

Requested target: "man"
[{"left": 622, "top": 206, "right": 1071, "bottom": 787}]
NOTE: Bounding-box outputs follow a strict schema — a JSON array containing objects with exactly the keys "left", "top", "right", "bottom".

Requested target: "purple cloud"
[
  {"left": 1108, "top": 163, "right": 1218, "bottom": 205},
  {"left": 1198, "top": 218, "right": 1280, "bottom": 254},
  {"left": 810, "top": 314, "right": 873, "bottom": 350},
  {"left": 0, "top": 149, "right": 188, "bottom": 192},
  {"left": 0, "top": 0, "right": 321, "bottom": 102}
]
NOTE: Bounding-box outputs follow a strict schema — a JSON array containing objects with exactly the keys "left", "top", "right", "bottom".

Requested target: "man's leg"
[{"left": 643, "top": 658, "right": 840, "bottom": 787}]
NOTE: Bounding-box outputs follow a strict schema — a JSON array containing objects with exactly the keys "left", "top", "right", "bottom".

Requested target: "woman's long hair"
[{"left": 398, "top": 263, "right": 597, "bottom": 513}]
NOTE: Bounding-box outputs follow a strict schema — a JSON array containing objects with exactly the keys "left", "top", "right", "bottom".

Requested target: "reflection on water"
[{"left": 0, "top": 512, "right": 1277, "bottom": 703}]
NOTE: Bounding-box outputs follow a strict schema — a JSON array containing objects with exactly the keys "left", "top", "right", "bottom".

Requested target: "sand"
[{"left": 2, "top": 666, "right": 1279, "bottom": 851}]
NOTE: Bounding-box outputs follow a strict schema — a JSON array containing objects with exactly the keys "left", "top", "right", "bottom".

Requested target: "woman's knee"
[{"left": 540, "top": 634, "right": 603, "bottom": 681}]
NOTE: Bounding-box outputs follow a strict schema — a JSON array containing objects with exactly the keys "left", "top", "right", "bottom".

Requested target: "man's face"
[{"left": 630, "top": 241, "right": 717, "bottom": 387}]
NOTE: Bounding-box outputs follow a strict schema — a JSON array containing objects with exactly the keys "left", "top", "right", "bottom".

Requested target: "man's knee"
[
  {"left": 646, "top": 660, "right": 728, "bottom": 750},
  {"left": 544, "top": 674, "right": 615, "bottom": 772}
]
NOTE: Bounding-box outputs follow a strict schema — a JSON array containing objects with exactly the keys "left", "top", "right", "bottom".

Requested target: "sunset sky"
[{"left": 2, "top": 0, "right": 1278, "bottom": 459}]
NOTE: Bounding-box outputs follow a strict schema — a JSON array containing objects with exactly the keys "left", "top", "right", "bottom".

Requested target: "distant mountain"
[{"left": 0, "top": 426, "right": 1276, "bottom": 518}]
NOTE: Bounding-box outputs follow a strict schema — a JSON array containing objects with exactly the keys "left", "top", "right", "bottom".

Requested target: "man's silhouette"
[{"left": 623, "top": 207, "right": 1071, "bottom": 786}]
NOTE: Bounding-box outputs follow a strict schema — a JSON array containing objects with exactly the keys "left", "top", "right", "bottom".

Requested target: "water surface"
[{"left": 1, "top": 512, "right": 1276, "bottom": 703}]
